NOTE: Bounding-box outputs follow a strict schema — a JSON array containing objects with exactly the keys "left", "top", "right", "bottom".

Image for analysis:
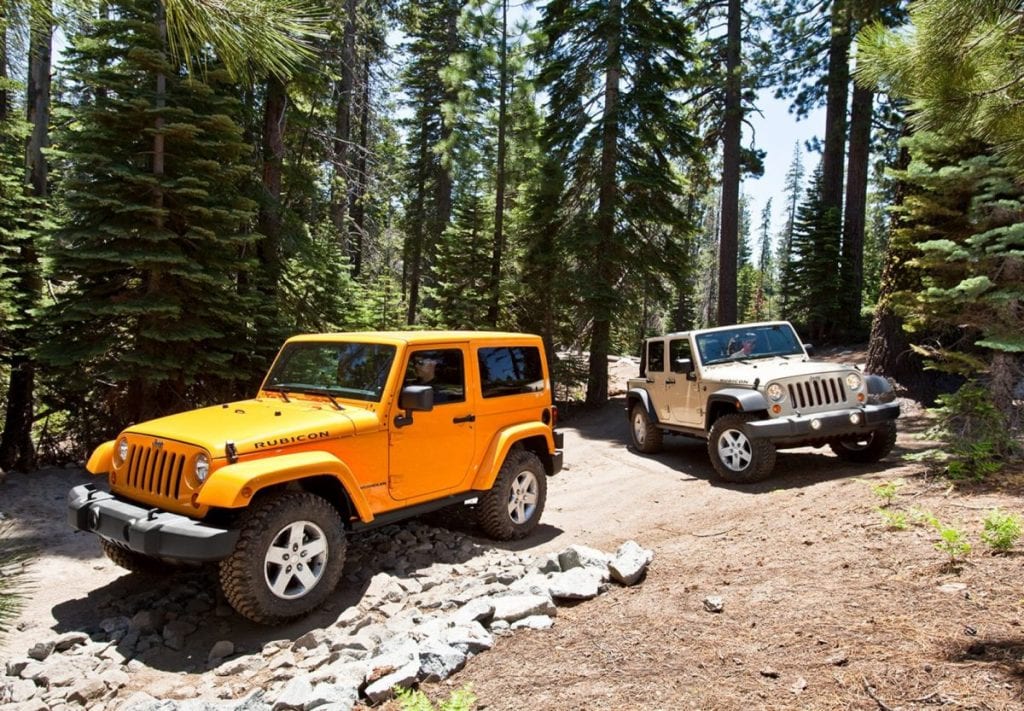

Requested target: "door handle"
[
  {"left": 665, "top": 378, "right": 676, "bottom": 385},
  {"left": 453, "top": 414, "right": 476, "bottom": 424}
]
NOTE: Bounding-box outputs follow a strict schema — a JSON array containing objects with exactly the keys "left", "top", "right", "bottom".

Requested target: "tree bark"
[
  {"left": 486, "top": 0, "right": 509, "bottom": 328},
  {"left": 331, "top": 0, "right": 357, "bottom": 256},
  {"left": 840, "top": 83, "right": 873, "bottom": 335},
  {"left": 0, "top": 4, "right": 51, "bottom": 471},
  {"left": 716, "top": 0, "right": 742, "bottom": 327},
  {"left": 349, "top": 56, "right": 371, "bottom": 277},
  {"left": 586, "top": 0, "right": 621, "bottom": 407}
]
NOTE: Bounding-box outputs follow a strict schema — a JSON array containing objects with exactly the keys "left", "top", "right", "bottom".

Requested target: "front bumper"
[
  {"left": 746, "top": 401, "right": 900, "bottom": 443},
  {"left": 68, "top": 484, "right": 238, "bottom": 562}
]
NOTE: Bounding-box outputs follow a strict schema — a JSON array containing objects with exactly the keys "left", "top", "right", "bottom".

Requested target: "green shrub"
[
  {"left": 870, "top": 479, "right": 903, "bottom": 507},
  {"left": 0, "top": 524, "right": 32, "bottom": 639},
  {"left": 933, "top": 523, "right": 971, "bottom": 567},
  {"left": 980, "top": 508, "right": 1022, "bottom": 553},
  {"left": 395, "top": 686, "right": 476, "bottom": 711},
  {"left": 877, "top": 507, "right": 908, "bottom": 530},
  {"left": 926, "top": 381, "right": 1015, "bottom": 481}
]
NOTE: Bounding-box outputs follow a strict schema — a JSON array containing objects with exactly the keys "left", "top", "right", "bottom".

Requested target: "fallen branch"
[
  {"left": 862, "top": 678, "right": 895, "bottom": 711},
  {"left": 691, "top": 527, "right": 737, "bottom": 538}
]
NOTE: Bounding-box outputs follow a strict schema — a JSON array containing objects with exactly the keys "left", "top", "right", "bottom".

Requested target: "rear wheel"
[
  {"left": 829, "top": 421, "right": 897, "bottom": 463},
  {"left": 708, "top": 414, "right": 776, "bottom": 483},
  {"left": 630, "top": 403, "right": 663, "bottom": 454},
  {"left": 219, "top": 491, "right": 345, "bottom": 625},
  {"left": 478, "top": 448, "right": 547, "bottom": 540}
]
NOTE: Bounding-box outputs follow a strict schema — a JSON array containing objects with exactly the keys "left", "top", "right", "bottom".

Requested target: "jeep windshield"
[
  {"left": 263, "top": 342, "right": 397, "bottom": 402},
  {"left": 696, "top": 324, "right": 805, "bottom": 365}
]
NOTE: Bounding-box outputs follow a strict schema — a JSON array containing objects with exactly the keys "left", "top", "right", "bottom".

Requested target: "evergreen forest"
[{"left": 0, "top": 0, "right": 1021, "bottom": 468}]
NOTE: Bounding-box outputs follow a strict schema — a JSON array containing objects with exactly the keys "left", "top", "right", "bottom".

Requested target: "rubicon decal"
[{"left": 254, "top": 431, "right": 330, "bottom": 449}]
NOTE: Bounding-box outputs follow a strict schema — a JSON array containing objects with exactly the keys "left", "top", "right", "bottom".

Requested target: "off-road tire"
[
  {"left": 478, "top": 447, "right": 547, "bottom": 540},
  {"left": 708, "top": 413, "right": 776, "bottom": 483},
  {"left": 101, "top": 539, "right": 162, "bottom": 575},
  {"left": 219, "top": 491, "right": 345, "bottom": 625},
  {"left": 829, "top": 420, "right": 897, "bottom": 463},
  {"left": 630, "top": 402, "right": 663, "bottom": 454}
]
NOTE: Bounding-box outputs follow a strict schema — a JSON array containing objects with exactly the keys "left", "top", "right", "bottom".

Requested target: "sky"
[{"left": 741, "top": 92, "right": 825, "bottom": 249}]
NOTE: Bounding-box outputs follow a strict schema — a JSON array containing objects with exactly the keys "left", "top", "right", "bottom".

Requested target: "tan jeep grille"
[{"left": 787, "top": 377, "right": 849, "bottom": 410}]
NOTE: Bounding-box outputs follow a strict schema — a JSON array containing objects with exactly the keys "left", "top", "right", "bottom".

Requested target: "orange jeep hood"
[{"left": 124, "top": 397, "right": 382, "bottom": 458}]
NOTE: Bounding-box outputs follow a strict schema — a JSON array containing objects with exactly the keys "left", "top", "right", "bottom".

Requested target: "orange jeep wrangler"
[{"left": 69, "top": 331, "right": 563, "bottom": 624}]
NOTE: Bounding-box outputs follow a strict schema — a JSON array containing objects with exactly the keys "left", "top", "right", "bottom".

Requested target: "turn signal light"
[{"left": 771, "top": 404, "right": 782, "bottom": 414}]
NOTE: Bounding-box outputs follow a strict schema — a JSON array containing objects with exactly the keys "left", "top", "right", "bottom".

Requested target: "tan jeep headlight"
[
  {"left": 194, "top": 453, "right": 210, "bottom": 483},
  {"left": 845, "top": 373, "right": 863, "bottom": 391},
  {"left": 766, "top": 383, "right": 785, "bottom": 402},
  {"left": 114, "top": 437, "right": 129, "bottom": 466}
]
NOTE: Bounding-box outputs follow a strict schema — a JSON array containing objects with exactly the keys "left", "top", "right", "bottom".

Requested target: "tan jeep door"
[
  {"left": 388, "top": 343, "right": 476, "bottom": 501},
  {"left": 644, "top": 339, "right": 673, "bottom": 422},
  {"left": 666, "top": 337, "right": 702, "bottom": 427}
]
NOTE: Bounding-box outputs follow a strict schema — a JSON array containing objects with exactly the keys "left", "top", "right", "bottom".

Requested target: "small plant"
[
  {"left": 908, "top": 506, "right": 940, "bottom": 528},
  {"left": 871, "top": 479, "right": 903, "bottom": 507},
  {"left": 933, "top": 523, "right": 971, "bottom": 568},
  {"left": 925, "top": 381, "right": 1014, "bottom": 481},
  {"left": 877, "top": 507, "right": 908, "bottom": 530},
  {"left": 395, "top": 685, "right": 476, "bottom": 711},
  {"left": 980, "top": 508, "right": 1022, "bottom": 553},
  {"left": 0, "top": 525, "right": 32, "bottom": 640}
]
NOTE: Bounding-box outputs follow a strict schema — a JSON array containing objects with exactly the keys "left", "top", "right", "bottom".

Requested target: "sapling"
[
  {"left": 934, "top": 523, "right": 971, "bottom": 568},
  {"left": 871, "top": 479, "right": 903, "bottom": 507},
  {"left": 980, "top": 508, "right": 1022, "bottom": 553}
]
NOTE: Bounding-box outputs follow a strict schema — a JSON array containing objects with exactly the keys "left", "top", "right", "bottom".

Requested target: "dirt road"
[{"left": 2, "top": 392, "right": 1023, "bottom": 710}]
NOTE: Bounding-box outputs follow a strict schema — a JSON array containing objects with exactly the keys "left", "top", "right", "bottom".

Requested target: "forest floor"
[{"left": 3, "top": 348, "right": 1024, "bottom": 710}]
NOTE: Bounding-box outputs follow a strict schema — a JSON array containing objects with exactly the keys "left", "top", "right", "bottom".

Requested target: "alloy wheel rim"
[{"left": 264, "top": 520, "right": 329, "bottom": 600}]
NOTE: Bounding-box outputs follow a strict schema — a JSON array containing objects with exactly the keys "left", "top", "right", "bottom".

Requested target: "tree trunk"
[
  {"left": 349, "top": 55, "right": 371, "bottom": 277},
  {"left": 840, "top": 83, "right": 873, "bottom": 335},
  {"left": 586, "top": 0, "right": 621, "bottom": 407},
  {"left": 486, "top": 0, "right": 509, "bottom": 328},
  {"left": 0, "top": 8, "right": 8, "bottom": 121},
  {"left": 818, "top": 0, "right": 850, "bottom": 336},
  {"left": 716, "top": 0, "right": 742, "bottom": 327},
  {"left": 331, "top": 0, "right": 357, "bottom": 256},
  {"left": 256, "top": 74, "right": 288, "bottom": 347},
  {"left": 406, "top": 134, "right": 429, "bottom": 325},
  {"left": 0, "top": 4, "right": 51, "bottom": 471}
]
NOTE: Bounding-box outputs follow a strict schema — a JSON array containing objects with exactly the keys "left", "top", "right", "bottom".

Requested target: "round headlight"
[
  {"left": 194, "top": 453, "right": 210, "bottom": 483},
  {"left": 766, "top": 383, "right": 786, "bottom": 402},
  {"left": 115, "top": 437, "right": 129, "bottom": 466},
  {"left": 845, "top": 373, "right": 863, "bottom": 391}
]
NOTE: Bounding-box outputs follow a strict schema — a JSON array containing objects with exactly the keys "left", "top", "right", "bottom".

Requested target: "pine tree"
[
  {"left": 535, "top": 0, "right": 703, "bottom": 404},
  {"left": 44, "top": 0, "right": 259, "bottom": 439}
]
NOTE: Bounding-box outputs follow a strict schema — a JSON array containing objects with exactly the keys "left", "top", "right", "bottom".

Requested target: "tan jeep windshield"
[
  {"left": 697, "top": 324, "right": 804, "bottom": 365},
  {"left": 264, "top": 342, "right": 396, "bottom": 402}
]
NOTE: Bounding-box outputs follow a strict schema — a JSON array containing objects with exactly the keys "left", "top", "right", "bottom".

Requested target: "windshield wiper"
[{"left": 263, "top": 386, "right": 291, "bottom": 403}]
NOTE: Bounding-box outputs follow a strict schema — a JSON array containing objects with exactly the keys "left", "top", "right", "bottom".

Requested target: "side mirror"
[
  {"left": 672, "top": 358, "right": 694, "bottom": 375},
  {"left": 396, "top": 385, "right": 434, "bottom": 428},
  {"left": 803, "top": 344, "right": 816, "bottom": 357}
]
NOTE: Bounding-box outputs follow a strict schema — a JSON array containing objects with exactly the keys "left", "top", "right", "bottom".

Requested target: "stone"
[
  {"left": 609, "top": 540, "right": 654, "bottom": 586},
  {"left": 703, "top": 596, "right": 725, "bottom": 613},
  {"left": 416, "top": 639, "right": 467, "bottom": 682},
  {"left": 510, "top": 615, "right": 554, "bottom": 631},
  {"left": 53, "top": 632, "right": 90, "bottom": 653},
  {"left": 66, "top": 679, "right": 107, "bottom": 705},
  {"left": 548, "top": 567, "right": 602, "bottom": 600},
  {"left": 271, "top": 675, "right": 313, "bottom": 711},
  {"left": 208, "top": 640, "right": 235, "bottom": 664},
  {"left": 26, "top": 642, "right": 54, "bottom": 662},
  {"left": 557, "top": 544, "right": 610, "bottom": 575},
  {"left": 490, "top": 593, "right": 556, "bottom": 622}
]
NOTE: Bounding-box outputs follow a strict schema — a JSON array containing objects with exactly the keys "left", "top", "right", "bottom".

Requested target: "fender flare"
[
  {"left": 865, "top": 374, "right": 896, "bottom": 403},
  {"left": 626, "top": 388, "right": 659, "bottom": 423},
  {"left": 196, "top": 450, "right": 374, "bottom": 523},
  {"left": 471, "top": 422, "right": 557, "bottom": 490},
  {"left": 86, "top": 440, "right": 116, "bottom": 475},
  {"left": 705, "top": 388, "right": 768, "bottom": 428}
]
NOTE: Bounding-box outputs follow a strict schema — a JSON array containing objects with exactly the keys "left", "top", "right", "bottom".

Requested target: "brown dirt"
[{"left": 3, "top": 349, "right": 1024, "bottom": 710}]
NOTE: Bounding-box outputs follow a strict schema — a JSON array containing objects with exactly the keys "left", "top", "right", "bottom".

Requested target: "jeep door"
[
  {"left": 643, "top": 339, "right": 673, "bottom": 421},
  {"left": 388, "top": 344, "right": 476, "bottom": 500},
  {"left": 666, "top": 336, "right": 702, "bottom": 427}
]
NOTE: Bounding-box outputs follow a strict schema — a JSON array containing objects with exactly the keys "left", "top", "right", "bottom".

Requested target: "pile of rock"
[{"left": 1, "top": 521, "right": 652, "bottom": 711}]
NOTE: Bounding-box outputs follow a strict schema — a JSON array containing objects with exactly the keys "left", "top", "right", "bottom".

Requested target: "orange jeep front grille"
[{"left": 113, "top": 436, "right": 203, "bottom": 513}]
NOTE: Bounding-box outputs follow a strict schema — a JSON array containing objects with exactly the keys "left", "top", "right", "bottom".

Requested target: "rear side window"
[
  {"left": 478, "top": 346, "right": 545, "bottom": 398},
  {"left": 647, "top": 341, "right": 665, "bottom": 373}
]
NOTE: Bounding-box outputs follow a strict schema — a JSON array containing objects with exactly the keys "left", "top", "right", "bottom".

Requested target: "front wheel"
[
  {"left": 101, "top": 539, "right": 163, "bottom": 575},
  {"left": 478, "top": 448, "right": 547, "bottom": 540},
  {"left": 629, "top": 403, "right": 663, "bottom": 454},
  {"left": 708, "top": 414, "right": 776, "bottom": 483},
  {"left": 219, "top": 491, "right": 345, "bottom": 625},
  {"left": 829, "top": 421, "right": 897, "bottom": 463}
]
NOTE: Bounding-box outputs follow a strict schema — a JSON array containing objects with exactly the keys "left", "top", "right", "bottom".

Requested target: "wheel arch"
[
  {"left": 626, "top": 388, "right": 659, "bottom": 423},
  {"left": 705, "top": 389, "right": 769, "bottom": 430},
  {"left": 196, "top": 451, "right": 373, "bottom": 524},
  {"left": 472, "top": 423, "right": 557, "bottom": 490}
]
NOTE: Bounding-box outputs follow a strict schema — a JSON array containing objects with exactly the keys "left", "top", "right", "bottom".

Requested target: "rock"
[
  {"left": 548, "top": 567, "right": 602, "bottom": 600},
  {"left": 609, "top": 540, "right": 654, "bottom": 586},
  {"left": 271, "top": 675, "right": 313, "bottom": 711},
  {"left": 760, "top": 667, "right": 780, "bottom": 679},
  {"left": 66, "top": 678, "right": 107, "bottom": 705},
  {"left": 703, "top": 596, "right": 725, "bottom": 613},
  {"left": 417, "top": 639, "right": 467, "bottom": 682},
  {"left": 490, "top": 593, "right": 556, "bottom": 622},
  {"left": 292, "top": 630, "right": 330, "bottom": 652},
  {"left": 53, "top": 632, "right": 90, "bottom": 653},
  {"left": 162, "top": 620, "right": 196, "bottom": 651},
  {"left": 557, "top": 545, "right": 611, "bottom": 576},
  {"left": 362, "top": 657, "right": 419, "bottom": 704},
  {"left": 791, "top": 677, "right": 808, "bottom": 694},
  {"left": 26, "top": 642, "right": 54, "bottom": 662},
  {"left": 8, "top": 678, "right": 38, "bottom": 703},
  {"left": 510, "top": 615, "right": 554, "bottom": 631},
  {"left": 129, "top": 610, "right": 165, "bottom": 633},
  {"left": 826, "top": 651, "right": 848, "bottom": 666},
  {"left": 208, "top": 640, "right": 235, "bottom": 665},
  {"left": 443, "top": 622, "right": 494, "bottom": 655}
]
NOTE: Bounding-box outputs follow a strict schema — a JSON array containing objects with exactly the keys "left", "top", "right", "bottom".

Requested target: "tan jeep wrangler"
[
  {"left": 70, "top": 331, "right": 563, "bottom": 624},
  {"left": 627, "top": 321, "right": 899, "bottom": 483}
]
